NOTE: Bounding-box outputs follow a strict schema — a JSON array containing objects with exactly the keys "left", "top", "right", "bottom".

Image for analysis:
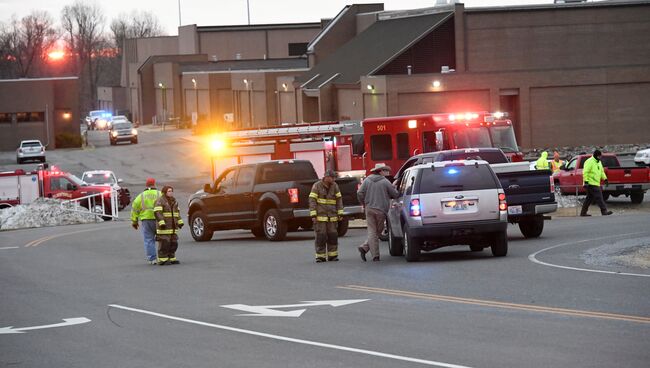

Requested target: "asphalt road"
[
  {"left": 1, "top": 213, "right": 649, "bottom": 368},
  {"left": 1, "top": 126, "right": 649, "bottom": 367}
]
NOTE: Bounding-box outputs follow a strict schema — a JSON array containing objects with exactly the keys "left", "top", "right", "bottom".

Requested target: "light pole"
[{"left": 158, "top": 82, "right": 167, "bottom": 124}]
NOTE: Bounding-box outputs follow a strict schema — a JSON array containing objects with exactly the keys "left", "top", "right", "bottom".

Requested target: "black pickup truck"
[
  {"left": 188, "top": 160, "right": 363, "bottom": 242},
  {"left": 393, "top": 148, "right": 557, "bottom": 238}
]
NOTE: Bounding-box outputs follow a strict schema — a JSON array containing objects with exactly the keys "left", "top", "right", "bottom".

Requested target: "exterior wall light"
[
  {"left": 62, "top": 112, "right": 71, "bottom": 120},
  {"left": 282, "top": 83, "right": 288, "bottom": 91},
  {"left": 191, "top": 78, "right": 197, "bottom": 88},
  {"left": 432, "top": 80, "right": 441, "bottom": 88},
  {"left": 367, "top": 84, "right": 374, "bottom": 91}
]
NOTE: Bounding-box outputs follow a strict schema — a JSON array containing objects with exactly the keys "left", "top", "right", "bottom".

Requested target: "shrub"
[{"left": 55, "top": 132, "right": 82, "bottom": 148}]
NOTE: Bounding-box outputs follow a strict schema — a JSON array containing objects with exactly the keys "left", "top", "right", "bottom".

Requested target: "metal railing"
[{"left": 60, "top": 189, "right": 119, "bottom": 220}]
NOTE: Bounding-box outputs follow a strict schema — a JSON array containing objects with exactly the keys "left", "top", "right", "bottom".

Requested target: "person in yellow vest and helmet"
[
  {"left": 580, "top": 149, "right": 613, "bottom": 217},
  {"left": 550, "top": 151, "right": 564, "bottom": 174},
  {"left": 131, "top": 178, "right": 162, "bottom": 265},
  {"left": 535, "top": 151, "right": 550, "bottom": 170},
  {"left": 309, "top": 170, "right": 344, "bottom": 263}
]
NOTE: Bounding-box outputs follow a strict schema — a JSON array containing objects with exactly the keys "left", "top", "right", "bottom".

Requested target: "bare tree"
[
  {"left": 110, "top": 10, "right": 164, "bottom": 55},
  {"left": 61, "top": 1, "right": 106, "bottom": 111},
  {"left": 0, "top": 11, "right": 58, "bottom": 78}
]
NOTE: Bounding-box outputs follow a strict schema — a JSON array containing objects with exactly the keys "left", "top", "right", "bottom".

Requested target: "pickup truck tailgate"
[
  {"left": 295, "top": 177, "right": 360, "bottom": 208},
  {"left": 605, "top": 167, "right": 650, "bottom": 184},
  {"left": 497, "top": 170, "right": 554, "bottom": 206}
]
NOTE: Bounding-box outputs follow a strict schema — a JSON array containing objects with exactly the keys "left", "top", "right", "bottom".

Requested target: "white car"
[
  {"left": 81, "top": 170, "right": 131, "bottom": 210},
  {"left": 16, "top": 140, "right": 46, "bottom": 164},
  {"left": 634, "top": 148, "right": 650, "bottom": 166}
]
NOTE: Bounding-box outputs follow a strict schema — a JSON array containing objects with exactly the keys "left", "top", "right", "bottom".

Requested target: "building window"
[
  {"left": 16, "top": 112, "right": 45, "bottom": 122},
  {"left": 396, "top": 133, "right": 410, "bottom": 159},
  {"left": 351, "top": 134, "right": 365, "bottom": 156},
  {"left": 288, "top": 42, "right": 308, "bottom": 56},
  {"left": 370, "top": 134, "right": 392, "bottom": 161},
  {"left": 0, "top": 112, "right": 12, "bottom": 124}
]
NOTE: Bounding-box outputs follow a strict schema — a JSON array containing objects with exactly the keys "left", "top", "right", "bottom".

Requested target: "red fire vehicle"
[
  {"left": 211, "top": 121, "right": 365, "bottom": 180},
  {"left": 362, "top": 112, "right": 523, "bottom": 175},
  {"left": 0, "top": 165, "right": 116, "bottom": 218}
]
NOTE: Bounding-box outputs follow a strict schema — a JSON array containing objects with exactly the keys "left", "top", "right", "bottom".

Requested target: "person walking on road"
[
  {"left": 550, "top": 151, "right": 564, "bottom": 174},
  {"left": 309, "top": 170, "right": 344, "bottom": 263},
  {"left": 580, "top": 149, "right": 613, "bottom": 217},
  {"left": 154, "top": 185, "right": 184, "bottom": 265},
  {"left": 130, "top": 178, "right": 161, "bottom": 265},
  {"left": 535, "top": 151, "right": 550, "bottom": 170},
  {"left": 357, "top": 163, "right": 399, "bottom": 262}
]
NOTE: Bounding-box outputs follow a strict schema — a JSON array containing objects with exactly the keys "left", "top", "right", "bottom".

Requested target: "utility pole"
[{"left": 247, "top": 0, "right": 251, "bottom": 25}]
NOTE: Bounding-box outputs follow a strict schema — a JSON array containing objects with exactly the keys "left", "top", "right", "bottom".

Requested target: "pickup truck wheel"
[
  {"left": 491, "top": 231, "right": 508, "bottom": 257},
  {"left": 388, "top": 222, "right": 403, "bottom": 256},
  {"left": 263, "top": 208, "right": 287, "bottom": 241},
  {"left": 404, "top": 227, "right": 420, "bottom": 262},
  {"left": 602, "top": 193, "right": 610, "bottom": 201},
  {"left": 190, "top": 211, "right": 213, "bottom": 241},
  {"left": 630, "top": 191, "right": 644, "bottom": 204},
  {"left": 518, "top": 216, "right": 544, "bottom": 238},
  {"left": 337, "top": 218, "right": 349, "bottom": 237}
]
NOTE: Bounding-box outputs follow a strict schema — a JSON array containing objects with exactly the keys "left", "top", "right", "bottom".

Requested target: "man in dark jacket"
[
  {"left": 154, "top": 185, "right": 184, "bottom": 265},
  {"left": 357, "top": 163, "right": 399, "bottom": 262}
]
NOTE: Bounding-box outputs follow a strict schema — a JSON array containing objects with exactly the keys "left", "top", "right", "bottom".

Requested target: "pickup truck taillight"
[
  {"left": 498, "top": 192, "right": 507, "bottom": 211},
  {"left": 409, "top": 199, "right": 421, "bottom": 217},
  {"left": 288, "top": 188, "right": 299, "bottom": 203},
  {"left": 549, "top": 176, "right": 555, "bottom": 192}
]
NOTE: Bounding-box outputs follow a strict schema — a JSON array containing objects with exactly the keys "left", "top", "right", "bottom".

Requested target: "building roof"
[
  {"left": 0, "top": 76, "right": 78, "bottom": 83},
  {"left": 296, "top": 10, "right": 453, "bottom": 90},
  {"left": 197, "top": 22, "right": 321, "bottom": 32},
  {"left": 180, "top": 58, "right": 309, "bottom": 74}
]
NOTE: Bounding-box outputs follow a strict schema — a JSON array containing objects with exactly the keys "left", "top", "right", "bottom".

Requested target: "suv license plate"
[{"left": 508, "top": 205, "right": 522, "bottom": 215}]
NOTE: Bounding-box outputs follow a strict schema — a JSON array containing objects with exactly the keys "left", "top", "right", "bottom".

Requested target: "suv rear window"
[
  {"left": 417, "top": 165, "right": 499, "bottom": 193},
  {"left": 258, "top": 162, "right": 317, "bottom": 184},
  {"left": 440, "top": 151, "right": 507, "bottom": 164}
]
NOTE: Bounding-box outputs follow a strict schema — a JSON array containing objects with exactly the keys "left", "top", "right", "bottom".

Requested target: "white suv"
[
  {"left": 16, "top": 140, "right": 46, "bottom": 164},
  {"left": 635, "top": 148, "right": 650, "bottom": 166},
  {"left": 387, "top": 160, "right": 508, "bottom": 261}
]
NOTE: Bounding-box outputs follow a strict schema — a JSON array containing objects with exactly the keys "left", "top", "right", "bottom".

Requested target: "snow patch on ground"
[
  {"left": 0, "top": 198, "right": 100, "bottom": 231},
  {"left": 581, "top": 237, "right": 650, "bottom": 270}
]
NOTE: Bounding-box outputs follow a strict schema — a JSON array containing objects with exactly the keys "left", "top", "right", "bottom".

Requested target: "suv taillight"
[
  {"left": 498, "top": 192, "right": 507, "bottom": 211},
  {"left": 288, "top": 188, "right": 299, "bottom": 203},
  {"left": 550, "top": 176, "right": 555, "bottom": 192},
  {"left": 409, "top": 199, "right": 421, "bottom": 217}
]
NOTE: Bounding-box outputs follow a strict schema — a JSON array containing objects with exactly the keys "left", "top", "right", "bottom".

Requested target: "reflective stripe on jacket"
[
  {"left": 308, "top": 180, "right": 344, "bottom": 222},
  {"left": 583, "top": 156, "right": 607, "bottom": 186},
  {"left": 130, "top": 188, "right": 161, "bottom": 222},
  {"left": 551, "top": 159, "right": 563, "bottom": 174},
  {"left": 153, "top": 196, "right": 184, "bottom": 240}
]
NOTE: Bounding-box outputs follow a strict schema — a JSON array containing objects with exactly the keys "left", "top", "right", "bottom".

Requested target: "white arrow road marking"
[
  {"left": 220, "top": 299, "right": 369, "bottom": 317},
  {"left": 0, "top": 247, "right": 20, "bottom": 250},
  {"left": 0, "top": 317, "right": 91, "bottom": 334},
  {"left": 109, "top": 304, "right": 474, "bottom": 368}
]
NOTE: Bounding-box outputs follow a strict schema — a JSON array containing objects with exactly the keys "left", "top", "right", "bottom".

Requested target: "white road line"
[
  {"left": 0, "top": 247, "right": 20, "bottom": 250},
  {"left": 109, "top": 304, "right": 473, "bottom": 368},
  {"left": 528, "top": 231, "right": 650, "bottom": 278}
]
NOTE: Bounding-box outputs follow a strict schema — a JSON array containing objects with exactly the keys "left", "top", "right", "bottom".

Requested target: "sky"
[{"left": 1, "top": 0, "right": 566, "bottom": 35}]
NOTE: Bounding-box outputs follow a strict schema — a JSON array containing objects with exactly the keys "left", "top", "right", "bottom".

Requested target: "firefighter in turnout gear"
[
  {"left": 154, "top": 185, "right": 184, "bottom": 265},
  {"left": 309, "top": 170, "right": 344, "bottom": 262}
]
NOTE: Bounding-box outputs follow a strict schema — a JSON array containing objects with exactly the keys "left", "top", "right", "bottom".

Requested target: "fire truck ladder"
[
  {"left": 60, "top": 189, "right": 119, "bottom": 221},
  {"left": 225, "top": 123, "right": 349, "bottom": 140}
]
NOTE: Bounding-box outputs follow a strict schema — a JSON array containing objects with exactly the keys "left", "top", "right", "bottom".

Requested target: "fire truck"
[
  {"left": 209, "top": 111, "right": 521, "bottom": 180},
  {"left": 0, "top": 164, "right": 117, "bottom": 219},
  {"left": 210, "top": 121, "right": 365, "bottom": 181},
  {"left": 362, "top": 112, "right": 523, "bottom": 174}
]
